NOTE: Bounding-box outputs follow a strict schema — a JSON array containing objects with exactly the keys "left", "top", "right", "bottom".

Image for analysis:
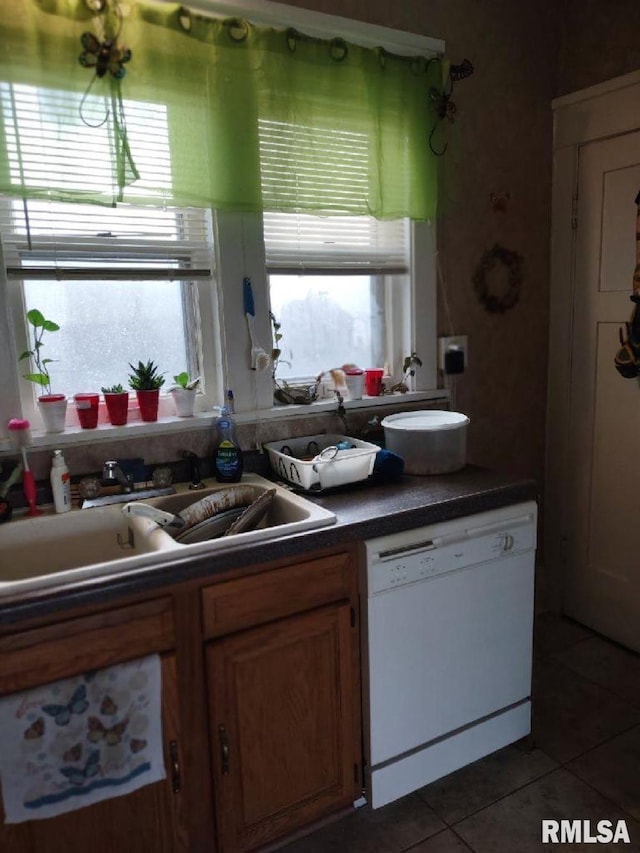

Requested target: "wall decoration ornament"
[
  {"left": 76, "top": 0, "right": 138, "bottom": 197},
  {"left": 472, "top": 243, "right": 523, "bottom": 314},
  {"left": 78, "top": 0, "right": 133, "bottom": 125},
  {"left": 428, "top": 58, "right": 474, "bottom": 156}
]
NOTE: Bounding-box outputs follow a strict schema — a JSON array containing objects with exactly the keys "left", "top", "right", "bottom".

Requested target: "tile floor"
[{"left": 282, "top": 613, "right": 640, "bottom": 851}]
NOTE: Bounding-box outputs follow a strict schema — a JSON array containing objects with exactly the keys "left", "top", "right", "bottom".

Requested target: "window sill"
[
  {"left": 0, "top": 389, "right": 449, "bottom": 454},
  {"left": 239, "top": 388, "right": 449, "bottom": 423}
]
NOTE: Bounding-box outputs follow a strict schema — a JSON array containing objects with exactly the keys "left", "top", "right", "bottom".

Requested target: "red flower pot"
[
  {"left": 74, "top": 393, "right": 100, "bottom": 429},
  {"left": 104, "top": 392, "right": 129, "bottom": 426},
  {"left": 136, "top": 389, "right": 160, "bottom": 422}
]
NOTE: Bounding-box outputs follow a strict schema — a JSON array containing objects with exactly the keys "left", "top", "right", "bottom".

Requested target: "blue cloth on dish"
[{"left": 372, "top": 448, "right": 404, "bottom": 477}]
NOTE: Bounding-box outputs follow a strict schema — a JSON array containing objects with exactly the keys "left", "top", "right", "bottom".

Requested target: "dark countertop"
[{"left": 0, "top": 466, "right": 538, "bottom": 628}]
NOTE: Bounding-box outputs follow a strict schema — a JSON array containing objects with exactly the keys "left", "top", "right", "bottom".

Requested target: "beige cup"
[{"left": 344, "top": 372, "right": 365, "bottom": 400}]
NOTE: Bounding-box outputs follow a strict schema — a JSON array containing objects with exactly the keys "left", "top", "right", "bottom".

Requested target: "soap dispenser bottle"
[
  {"left": 50, "top": 449, "right": 71, "bottom": 514},
  {"left": 214, "top": 405, "right": 243, "bottom": 483}
]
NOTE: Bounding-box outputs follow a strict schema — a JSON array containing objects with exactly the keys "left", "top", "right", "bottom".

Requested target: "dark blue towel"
[{"left": 372, "top": 449, "right": 404, "bottom": 477}]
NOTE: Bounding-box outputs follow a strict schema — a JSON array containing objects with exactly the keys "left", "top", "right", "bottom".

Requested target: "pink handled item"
[{"left": 7, "top": 418, "right": 42, "bottom": 516}]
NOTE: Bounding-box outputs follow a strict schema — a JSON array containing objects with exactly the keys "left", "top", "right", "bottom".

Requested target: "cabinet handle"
[
  {"left": 219, "top": 724, "right": 230, "bottom": 775},
  {"left": 169, "top": 739, "right": 181, "bottom": 793}
]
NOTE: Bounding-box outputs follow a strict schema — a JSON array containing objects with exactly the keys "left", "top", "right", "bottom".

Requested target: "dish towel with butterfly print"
[{"left": 0, "top": 654, "right": 165, "bottom": 823}]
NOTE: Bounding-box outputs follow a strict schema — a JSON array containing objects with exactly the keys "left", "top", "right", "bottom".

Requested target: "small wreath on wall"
[{"left": 472, "top": 243, "right": 523, "bottom": 314}]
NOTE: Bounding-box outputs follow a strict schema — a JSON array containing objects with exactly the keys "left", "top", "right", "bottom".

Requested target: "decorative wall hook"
[
  {"left": 490, "top": 192, "right": 511, "bottom": 214},
  {"left": 428, "top": 58, "right": 474, "bottom": 156}
]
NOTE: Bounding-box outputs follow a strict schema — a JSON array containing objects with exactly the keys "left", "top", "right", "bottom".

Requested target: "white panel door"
[{"left": 565, "top": 130, "right": 640, "bottom": 650}]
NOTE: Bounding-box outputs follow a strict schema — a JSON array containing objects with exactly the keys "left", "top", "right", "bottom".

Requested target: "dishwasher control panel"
[{"left": 366, "top": 502, "right": 537, "bottom": 595}]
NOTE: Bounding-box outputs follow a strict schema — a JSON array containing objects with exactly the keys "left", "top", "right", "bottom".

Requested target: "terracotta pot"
[
  {"left": 104, "top": 392, "right": 129, "bottom": 426},
  {"left": 38, "top": 394, "right": 67, "bottom": 434},
  {"left": 135, "top": 389, "right": 160, "bottom": 422}
]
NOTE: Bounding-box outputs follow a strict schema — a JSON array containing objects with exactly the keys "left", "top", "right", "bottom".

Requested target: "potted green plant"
[
  {"left": 19, "top": 308, "right": 67, "bottom": 433},
  {"left": 168, "top": 372, "right": 200, "bottom": 417},
  {"left": 128, "top": 360, "right": 165, "bottom": 422},
  {"left": 269, "top": 311, "right": 320, "bottom": 406},
  {"left": 101, "top": 383, "right": 129, "bottom": 426},
  {"left": 389, "top": 352, "right": 423, "bottom": 394}
]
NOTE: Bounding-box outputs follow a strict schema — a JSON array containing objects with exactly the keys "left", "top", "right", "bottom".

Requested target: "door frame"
[{"left": 546, "top": 69, "right": 640, "bottom": 611}]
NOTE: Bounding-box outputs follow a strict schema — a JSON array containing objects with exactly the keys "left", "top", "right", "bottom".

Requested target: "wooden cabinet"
[
  {"left": 0, "top": 546, "right": 361, "bottom": 853},
  {"left": 203, "top": 551, "right": 360, "bottom": 853},
  {"left": 0, "top": 599, "right": 188, "bottom": 853}
]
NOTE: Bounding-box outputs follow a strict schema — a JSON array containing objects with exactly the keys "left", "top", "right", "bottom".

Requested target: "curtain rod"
[{"left": 156, "top": 0, "right": 445, "bottom": 58}]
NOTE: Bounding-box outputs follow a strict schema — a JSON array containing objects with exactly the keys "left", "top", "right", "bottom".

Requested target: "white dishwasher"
[{"left": 362, "top": 500, "right": 537, "bottom": 808}]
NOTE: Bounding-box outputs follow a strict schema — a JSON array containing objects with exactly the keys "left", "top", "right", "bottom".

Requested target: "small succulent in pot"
[
  {"left": 101, "top": 383, "right": 129, "bottom": 426},
  {"left": 169, "top": 372, "right": 199, "bottom": 417},
  {"left": 170, "top": 372, "right": 200, "bottom": 391},
  {"left": 128, "top": 360, "right": 165, "bottom": 391},
  {"left": 128, "top": 360, "right": 165, "bottom": 422}
]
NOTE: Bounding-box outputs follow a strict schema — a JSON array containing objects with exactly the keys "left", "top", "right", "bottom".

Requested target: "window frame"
[
  {"left": 0, "top": 1, "right": 444, "bottom": 449},
  {"left": 215, "top": 212, "right": 438, "bottom": 415},
  {"left": 0, "top": 195, "right": 221, "bottom": 430},
  {"left": 0, "top": 211, "right": 439, "bottom": 445}
]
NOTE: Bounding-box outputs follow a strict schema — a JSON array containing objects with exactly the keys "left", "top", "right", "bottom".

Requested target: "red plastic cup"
[
  {"left": 74, "top": 393, "right": 99, "bottom": 429},
  {"left": 364, "top": 368, "right": 384, "bottom": 396}
]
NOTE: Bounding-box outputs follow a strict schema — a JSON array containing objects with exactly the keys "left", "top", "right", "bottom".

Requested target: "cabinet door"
[
  {"left": 207, "top": 602, "right": 355, "bottom": 853},
  {"left": 0, "top": 654, "right": 187, "bottom": 853}
]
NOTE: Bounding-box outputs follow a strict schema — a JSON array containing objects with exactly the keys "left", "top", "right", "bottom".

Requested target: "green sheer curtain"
[{"left": 0, "top": 0, "right": 442, "bottom": 219}]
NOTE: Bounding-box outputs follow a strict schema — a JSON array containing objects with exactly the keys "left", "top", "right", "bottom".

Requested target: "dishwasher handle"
[
  {"left": 374, "top": 513, "right": 535, "bottom": 562},
  {"left": 463, "top": 513, "right": 535, "bottom": 539}
]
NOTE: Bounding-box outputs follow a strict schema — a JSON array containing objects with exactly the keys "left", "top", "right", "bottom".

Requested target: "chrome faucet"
[{"left": 102, "top": 460, "right": 134, "bottom": 492}]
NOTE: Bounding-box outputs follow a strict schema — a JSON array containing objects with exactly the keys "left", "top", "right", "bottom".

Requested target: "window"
[
  {"left": 258, "top": 112, "right": 422, "bottom": 390},
  {"left": 265, "top": 212, "right": 410, "bottom": 383},
  {"left": 0, "top": 82, "right": 220, "bottom": 427},
  {"left": 0, "top": 1, "right": 442, "bottom": 440},
  {"left": 269, "top": 274, "right": 385, "bottom": 380}
]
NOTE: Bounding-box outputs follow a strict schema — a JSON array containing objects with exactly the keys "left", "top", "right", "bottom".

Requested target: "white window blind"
[
  {"left": 0, "top": 199, "right": 213, "bottom": 278},
  {"left": 1, "top": 82, "right": 172, "bottom": 202},
  {"left": 260, "top": 118, "right": 408, "bottom": 273},
  {"left": 263, "top": 210, "right": 408, "bottom": 273},
  {"left": 0, "top": 82, "right": 213, "bottom": 277}
]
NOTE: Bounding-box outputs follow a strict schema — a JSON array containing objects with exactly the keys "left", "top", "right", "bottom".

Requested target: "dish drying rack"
[{"left": 263, "top": 434, "right": 379, "bottom": 492}]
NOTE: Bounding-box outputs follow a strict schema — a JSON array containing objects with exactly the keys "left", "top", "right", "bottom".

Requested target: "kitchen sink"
[{"left": 0, "top": 475, "right": 336, "bottom": 597}]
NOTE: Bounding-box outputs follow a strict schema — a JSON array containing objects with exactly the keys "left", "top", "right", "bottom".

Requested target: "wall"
[{"left": 555, "top": 0, "right": 640, "bottom": 96}]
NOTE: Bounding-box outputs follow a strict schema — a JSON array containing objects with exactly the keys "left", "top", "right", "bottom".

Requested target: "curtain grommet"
[
  {"left": 84, "top": 0, "right": 106, "bottom": 12},
  {"left": 227, "top": 18, "right": 249, "bottom": 43},
  {"left": 178, "top": 6, "right": 192, "bottom": 32},
  {"left": 329, "top": 38, "right": 348, "bottom": 62},
  {"left": 286, "top": 27, "right": 298, "bottom": 53}
]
